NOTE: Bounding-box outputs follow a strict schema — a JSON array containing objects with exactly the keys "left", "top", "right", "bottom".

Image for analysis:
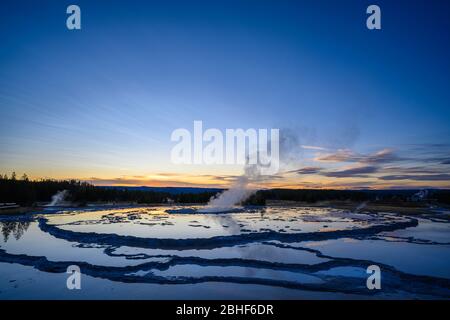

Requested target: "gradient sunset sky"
[{"left": 0, "top": 0, "right": 449, "bottom": 189}]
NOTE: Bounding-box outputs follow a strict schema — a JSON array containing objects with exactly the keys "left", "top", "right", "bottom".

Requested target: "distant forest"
[
  {"left": 259, "top": 188, "right": 450, "bottom": 205},
  {"left": 1, "top": 172, "right": 450, "bottom": 206},
  {"left": 0, "top": 172, "right": 214, "bottom": 206}
]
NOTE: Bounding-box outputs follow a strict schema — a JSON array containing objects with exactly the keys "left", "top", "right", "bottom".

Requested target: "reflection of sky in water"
[
  {"left": 315, "top": 267, "right": 368, "bottom": 278},
  {"left": 0, "top": 205, "right": 449, "bottom": 299},
  {"left": 0, "top": 262, "right": 370, "bottom": 300},
  {"left": 43, "top": 206, "right": 378, "bottom": 239},
  {"left": 112, "top": 243, "right": 329, "bottom": 265},
  {"left": 303, "top": 238, "right": 450, "bottom": 279},
  {"left": 152, "top": 265, "right": 324, "bottom": 284},
  {"left": 382, "top": 218, "right": 450, "bottom": 244},
  {"left": 0, "top": 223, "right": 162, "bottom": 267}
]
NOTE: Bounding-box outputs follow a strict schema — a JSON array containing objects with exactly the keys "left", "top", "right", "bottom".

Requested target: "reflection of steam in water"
[
  {"left": 0, "top": 220, "right": 30, "bottom": 242},
  {"left": 205, "top": 209, "right": 267, "bottom": 235},
  {"left": 204, "top": 214, "right": 242, "bottom": 234},
  {"left": 237, "top": 244, "right": 280, "bottom": 278}
]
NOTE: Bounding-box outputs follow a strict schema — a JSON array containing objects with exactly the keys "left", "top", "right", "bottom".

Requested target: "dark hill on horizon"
[
  {"left": 99, "top": 186, "right": 224, "bottom": 195},
  {"left": 1, "top": 174, "right": 449, "bottom": 206}
]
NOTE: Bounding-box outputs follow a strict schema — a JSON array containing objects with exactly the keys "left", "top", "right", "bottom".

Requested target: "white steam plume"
[
  {"left": 199, "top": 128, "right": 307, "bottom": 213},
  {"left": 199, "top": 164, "right": 260, "bottom": 213},
  {"left": 46, "top": 190, "right": 69, "bottom": 206}
]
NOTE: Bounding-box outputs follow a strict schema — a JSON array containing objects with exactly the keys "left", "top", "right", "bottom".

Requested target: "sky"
[{"left": 0, "top": 0, "right": 449, "bottom": 189}]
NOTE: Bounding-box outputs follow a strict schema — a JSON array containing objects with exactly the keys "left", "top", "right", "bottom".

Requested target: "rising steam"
[
  {"left": 46, "top": 190, "right": 69, "bottom": 206},
  {"left": 199, "top": 165, "right": 260, "bottom": 213},
  {"left": 199, "top": 129, "right": 306, "bottom": 213}
]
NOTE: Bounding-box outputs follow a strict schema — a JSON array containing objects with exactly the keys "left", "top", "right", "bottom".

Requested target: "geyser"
[
  {"left": 198, "top": 165, "right": 259, "bottom": 213},
  {"left": 46, "top": 190, "right": 69, "bottom": 206}
]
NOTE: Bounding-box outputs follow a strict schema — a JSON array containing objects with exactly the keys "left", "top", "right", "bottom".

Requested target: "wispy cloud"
[
  {"left": 291, "top": 165, "right": 378, "bottom": 178},
  {"left": 86, "top": 177, "right": 208, "bottom": 187},
  {"left": 322, "top": 165, "right": 379, "bottom": 178},
  {"left": 291, "top": 166, "right": 322, "bottom": 174},
  {"left": 300, "top": 145, "right": 328, "bottom": 151},
  {"left": 289, "top": 144, "right": 450, "bottom": 187},
  {"left": 316, "top": 148, "right": 401, "bottom": 164},
  {"left": 379, "top": 174, "right": 450, "bottom": 181}
]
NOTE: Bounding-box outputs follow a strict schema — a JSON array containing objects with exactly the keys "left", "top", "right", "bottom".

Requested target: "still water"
[{"left": 0, "top": 206, "right": 449, "bottom": 299}]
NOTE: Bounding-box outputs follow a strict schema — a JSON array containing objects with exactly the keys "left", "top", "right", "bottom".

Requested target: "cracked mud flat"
[{"left": 0, "top": 206, "right": 449, "bottom": 299}]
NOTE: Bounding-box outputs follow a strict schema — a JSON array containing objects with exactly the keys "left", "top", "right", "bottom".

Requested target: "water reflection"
[
  {"left": 0, "top": 206, "right": 449, "bottom": 299},
  {"left": 0, "top": 220, "right": 30, "bottom": 242}
]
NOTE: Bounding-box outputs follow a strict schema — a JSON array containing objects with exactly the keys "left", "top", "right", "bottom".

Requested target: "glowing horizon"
[{"left": 1, "top": 1, "right": 449, "bottom": 190}]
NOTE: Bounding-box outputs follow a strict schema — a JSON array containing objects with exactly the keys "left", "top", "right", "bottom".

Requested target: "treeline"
[
  {"left": 433, "top": 191, "right": 450, "bottom": 205},
  {"left": 258, "top": 188, "right": 450, "bottom": 205},
  {"left": 1, "top": 172, "right": 450, "bottom": 206},
  {"left": 259, "top": 189, "right": 369, "bottom": 203},
  {"left": 0, "top": 173, "right": 218, "bottom": 206}
]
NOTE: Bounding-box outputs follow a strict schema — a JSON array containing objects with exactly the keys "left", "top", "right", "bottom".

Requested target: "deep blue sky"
[{"left": 0, "top": 0, "right": 449, "bottom": 188}]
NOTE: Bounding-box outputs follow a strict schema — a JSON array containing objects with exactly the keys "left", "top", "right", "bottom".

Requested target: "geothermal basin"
[{"left": 0, "top": 205, "right": 449, "bottom": 299}]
